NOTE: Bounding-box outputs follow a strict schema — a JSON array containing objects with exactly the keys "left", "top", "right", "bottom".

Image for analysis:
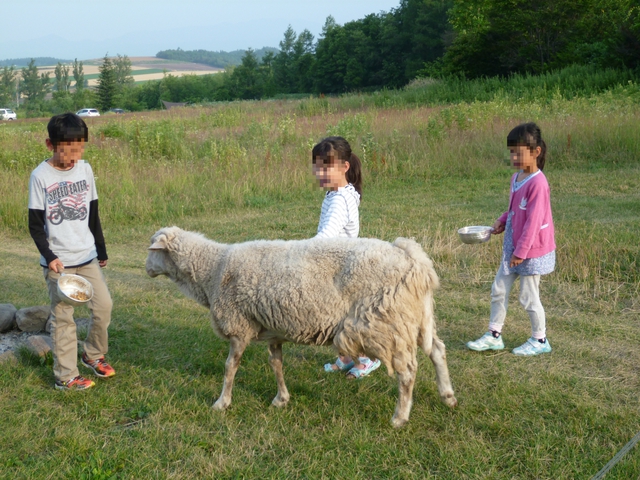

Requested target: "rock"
[
  {"left": 16, "top": 306, "right": 50, "bottom": 332},
  {"left": 0, "top": 350, "right": 17, "bottom": 364},
  {"left": 0, "top": 304, "right": 17, "bottom": 332},
  {"left": 25, "top": 335, "right": 53, "bottom": 357}
]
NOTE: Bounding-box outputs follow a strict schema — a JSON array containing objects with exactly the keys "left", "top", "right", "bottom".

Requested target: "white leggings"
[{"left": 488, "top": 268, "right": 546, "bottom": 340}]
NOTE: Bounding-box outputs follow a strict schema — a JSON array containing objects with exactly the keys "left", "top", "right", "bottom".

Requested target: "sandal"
[
  {"left": 324, "top": 356, "right": 355, "bottom": 373},
  {"left": 347, "top": 357, "right": 381, "bottom": 379}
]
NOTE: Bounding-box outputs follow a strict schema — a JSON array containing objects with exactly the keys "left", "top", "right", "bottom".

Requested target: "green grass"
[{"left": 0, "top": 79, "right": 639, "bottom": 478}]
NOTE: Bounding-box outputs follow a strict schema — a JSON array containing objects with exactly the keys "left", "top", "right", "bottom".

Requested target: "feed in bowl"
[
  {"left": 458, "top": 226, "right": 493, "bottom": 244},
  {"left": 57, "top": 274, "right": 93, "bottom": 305}
]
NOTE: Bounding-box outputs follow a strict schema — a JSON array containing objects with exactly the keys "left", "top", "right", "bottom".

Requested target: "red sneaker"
[
  {"left": 82, "top": 353, "right": 116, "bottom": 378},
  {"left": 55, "top": 375, "right": 95, "bottom": 391}
]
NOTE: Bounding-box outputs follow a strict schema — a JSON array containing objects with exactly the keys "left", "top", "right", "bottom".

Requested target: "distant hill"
[
  {"left": 155, "top": 47, "right": 278, "bottom": 69},
  {"left": 0, "top": 57, "right": 73, "bottom": 67}
]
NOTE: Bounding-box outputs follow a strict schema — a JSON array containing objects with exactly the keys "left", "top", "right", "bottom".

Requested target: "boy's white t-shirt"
[{"left": 28, "top": 160, "right": 98, "bottom": 267}]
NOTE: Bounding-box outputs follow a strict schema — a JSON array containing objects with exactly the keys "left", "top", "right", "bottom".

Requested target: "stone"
[
  {"left": 0, "top": 304, "right": 17, "bottom": 332},
  {"left": 25, "top": 335, "right": 53, "bottom": 357},
  {"left": 0, "top": 350, "right": 17, "bottom": 364},
  {"left": 16, "top": 306, "right": 50, "bottom": 332}
]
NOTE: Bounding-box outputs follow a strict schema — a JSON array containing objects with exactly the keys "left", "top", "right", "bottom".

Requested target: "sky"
[{"left": 1, "top": 0, "right": 402, "bottom": 61}]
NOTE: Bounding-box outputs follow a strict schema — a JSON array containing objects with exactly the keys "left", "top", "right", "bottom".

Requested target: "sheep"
[{"left": 145, "top": 226, "right": 457, "bottom": 427}]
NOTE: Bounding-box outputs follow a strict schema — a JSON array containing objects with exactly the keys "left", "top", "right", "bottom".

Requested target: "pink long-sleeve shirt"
[{"left": 498, "top": 171, "right": 556, "bottom": 259}]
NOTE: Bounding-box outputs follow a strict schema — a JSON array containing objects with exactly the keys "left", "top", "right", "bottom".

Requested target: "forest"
[{"left": 1, "top": 0, "right": 639, "bottom": 114}]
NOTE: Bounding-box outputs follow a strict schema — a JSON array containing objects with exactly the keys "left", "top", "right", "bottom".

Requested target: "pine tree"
[{"left": 96, "top": 55, "right": 117, "bottom": 111}]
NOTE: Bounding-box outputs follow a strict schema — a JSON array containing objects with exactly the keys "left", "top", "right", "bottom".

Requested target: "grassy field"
[
  {"left": 0, "top": 80, "right": 639, "bottom": 478},
  {"left": 36, "top": 57, "right": 222, "bottom": 88},
  {"left": 82, "top": 69, "right": 168, "bottom": 81}
]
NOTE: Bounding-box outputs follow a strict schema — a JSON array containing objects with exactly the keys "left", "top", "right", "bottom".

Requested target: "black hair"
[
  {"left": 507, "top": 122, "right": 547, "bottom": 171},
  {"left": 47, "top": 113, "right": 89, "bottom": 147},
  {"left": 312, "top": 136, "right": 363, "bottom": 197}
]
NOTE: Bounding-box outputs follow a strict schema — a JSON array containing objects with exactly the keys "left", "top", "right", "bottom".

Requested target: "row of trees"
[
  {"left": 3, "top": 0, "right": 639, "bottom": 115},
  {"left": 148, "top": 0, "right": 639, "bottom": 101},
  {"left": 0, "top": 55, "right": 134, "bottom": 115}
]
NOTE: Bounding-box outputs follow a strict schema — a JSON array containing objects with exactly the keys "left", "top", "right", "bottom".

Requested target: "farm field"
[
  {"left": 0, "top": 83, "right": 639, "bottom": 478},
  {"left": 37, "top": 56, "right": 222, "bottom": 87}
]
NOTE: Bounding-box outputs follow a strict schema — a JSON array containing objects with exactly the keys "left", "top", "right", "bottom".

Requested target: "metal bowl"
[
  {"left": 57, "top": 273, "right": 94, "bottom": 306},
  {"left": 458, "top": 226, "right": 493, "bottom": 244}
]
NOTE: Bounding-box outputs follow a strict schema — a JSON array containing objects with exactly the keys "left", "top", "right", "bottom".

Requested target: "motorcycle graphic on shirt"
[
  {"left": 48, "top": 199, "right": 88, "bottom": 225},
  {"left": 45, "top": 180, "right": 89, "bottom": 225}
]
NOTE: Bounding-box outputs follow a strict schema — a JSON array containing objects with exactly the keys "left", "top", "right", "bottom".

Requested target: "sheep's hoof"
[
  {"left": 271, "top": 396, "right": 289, "bottom": 408},
  {"left": 442, "top": 394, "right": 458, "bottom": 408},
  {"left": 391, "top": 415, "right": 409, "bottom": 428},
  {"left": 212, "top": 398, "right": 230, "bottom": 411}
]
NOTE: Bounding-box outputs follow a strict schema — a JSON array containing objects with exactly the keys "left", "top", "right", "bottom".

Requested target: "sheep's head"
[{"left": 146, "top": 227, "right": 181, "bottom": 278}]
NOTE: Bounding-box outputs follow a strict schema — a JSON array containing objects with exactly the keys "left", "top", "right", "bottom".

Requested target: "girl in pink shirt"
[{"left": 467, "top": 122, "right": 556, "bottom": 356}]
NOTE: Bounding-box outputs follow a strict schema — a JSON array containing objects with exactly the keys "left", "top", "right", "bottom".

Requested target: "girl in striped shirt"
[{"left": 313, "top": 136, "right": 381, "bottom": 379}]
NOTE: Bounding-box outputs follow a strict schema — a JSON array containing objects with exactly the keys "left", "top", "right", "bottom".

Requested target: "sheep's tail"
[{"left": 392, "top": 237, "right": 439, "bottom": 355}]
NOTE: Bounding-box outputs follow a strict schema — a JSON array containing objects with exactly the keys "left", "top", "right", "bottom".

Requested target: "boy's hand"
[
  {"left": 48, "top": 259, "right": 64, "bottom": 273},
  {"left": 99, "top": 260, "right": 108, "bottom": 268},
  {"left": 491, "top": 220, "right": 505, "bottom": 235},
  {"left": 510, "top": 255, "right": 524, "bottom": 267}
]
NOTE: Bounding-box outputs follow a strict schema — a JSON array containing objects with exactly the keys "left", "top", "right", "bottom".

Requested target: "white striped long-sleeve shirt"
[{"left": 315, "top": 184, "right": 360, "bottom": 239}]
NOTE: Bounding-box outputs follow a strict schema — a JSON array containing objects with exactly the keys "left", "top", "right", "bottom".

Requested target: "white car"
[
  {"left": 76, "top": 108, "right": 100, "bottom": 117},
  {"left": 0, "top": 108, "right": 17, "bottom": 121}
]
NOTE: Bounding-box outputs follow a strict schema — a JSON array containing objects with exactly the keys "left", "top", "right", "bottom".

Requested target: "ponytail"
[
  {"left": 537, "top": 138, "right": 547, "bottom": 171},
  {"left": 507, "top": 122, "right": 547, "bottom": 171},
  {"left": 312, "top": 136, "right": 363, "bottom": 197},
  {"left": 346, "top": 153, "right": 362, "bottom": 197}
]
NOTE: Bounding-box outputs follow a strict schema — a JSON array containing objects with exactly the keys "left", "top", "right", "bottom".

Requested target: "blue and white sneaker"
[
  {"left": 466, "top": 332, "right": 505, "bottom": 351},
  {"left": 512, "top": 337, "right": 552, "bottom": 356}
]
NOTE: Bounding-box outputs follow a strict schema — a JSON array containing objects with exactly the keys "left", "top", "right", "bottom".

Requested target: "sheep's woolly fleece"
[
  {"left": 146, "top": 227, "right": 457, "bottom": 426},
  {"left": 147, "top": 227, "right": 440, "bottom": 371}
]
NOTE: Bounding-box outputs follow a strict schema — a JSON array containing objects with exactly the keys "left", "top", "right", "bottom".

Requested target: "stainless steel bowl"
[
  {"left": 458, "top": 226, "right": 493, "bottom": 244},
  {"left": 57, "top": 273, "right": 94, "bottom": 306}
]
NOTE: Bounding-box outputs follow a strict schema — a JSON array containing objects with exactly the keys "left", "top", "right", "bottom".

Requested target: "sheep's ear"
[{"left": 148, "top": 233, "right": 169, "bottom": 250}]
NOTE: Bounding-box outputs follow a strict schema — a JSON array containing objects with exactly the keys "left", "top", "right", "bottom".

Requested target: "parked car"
[
  {"left": 76, "top": 108, "right": 100, "bottom": 117},
  {"left": 0, "top": 108, "right": 17, "bottom": 121},
  {"left": 108, "top": 108, "right": 125, "bottom": 114}
]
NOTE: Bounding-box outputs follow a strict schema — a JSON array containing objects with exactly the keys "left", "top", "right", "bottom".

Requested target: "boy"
[{"left": 28, "top": 113, "right": 115, "bottom": 390}]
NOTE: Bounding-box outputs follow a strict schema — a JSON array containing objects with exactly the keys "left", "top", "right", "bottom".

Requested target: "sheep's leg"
[
  {"left": 213, "top": 336, "right": 248, "bottom": 410},
  {"left": 430, "top": 335, "right": 457, "bottom": 408},
  {"left": 268, "top": 342, "right": 290, "bottom": 408},
  {"left": 391, "top": 358, "right": 417, "bottom": 428}
]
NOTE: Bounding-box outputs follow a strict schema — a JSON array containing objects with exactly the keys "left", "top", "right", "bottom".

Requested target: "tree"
[
  {"left": 54, "top": 62, "right": 71, "bottom": 92},
  {"left": 443, "top": 0, "right": 630, "bottom": 77},
  {"left": 292, "top": 29, "right": 316, "bottom": 92},
  {"left": 96, "top": 54, "right": 117, "bottom": 111},
  {"left": 273, "top": 25, "right": 297, "bottom": 92},
  {"left": 0, "top": 66, "right": 17, "bottom": 106},
  {"left": 389, "top": 0, "right": 453, "bottom": 82},
  {"left": 113, "top": 54, "right": 134, "bottom": 88},
  {"left": 72, "top": 58, "right": 85, "bottom": 91},
  {"left": 314, "top": 16, "right": 350, "bottom": 93},
  {"left": 259, "top": 51, "right": 277, "bottom": 97},
  {"left": 21, "top": 59, "right": 50, "bottom": 104},
  {"left": 227, "top": 49, "right": 264, "bottom": 99}
]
